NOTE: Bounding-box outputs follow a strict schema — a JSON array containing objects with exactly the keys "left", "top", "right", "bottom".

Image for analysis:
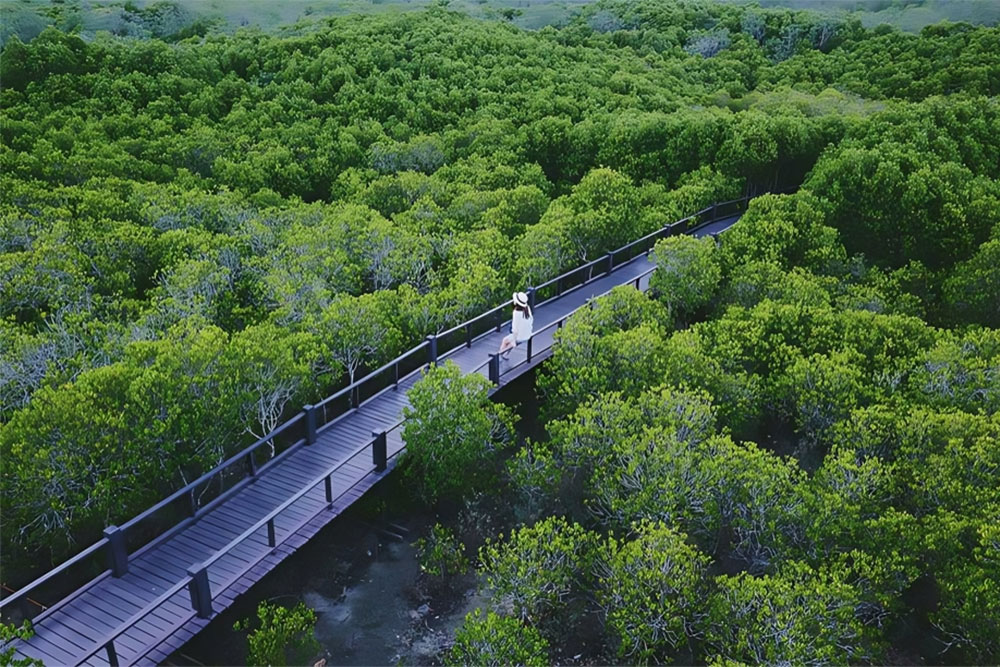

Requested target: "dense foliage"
[
  {"left": 439, "top": 181, "right": 998, "bottom": 660},
  {"left": 439, "top": 191, "right": 999, "bottom": 663},
  {"left": 1, "top": 6, "right": 998, "bottom": 662}
]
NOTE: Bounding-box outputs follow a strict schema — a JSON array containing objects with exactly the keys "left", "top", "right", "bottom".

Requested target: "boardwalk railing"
[{"left": 0, "top": 193, "right": 757, "bottom": 631}]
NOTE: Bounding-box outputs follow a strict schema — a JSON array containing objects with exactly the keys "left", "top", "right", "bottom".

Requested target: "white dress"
[{"left": 511, "top": 310, "right": 533, "bottom": 343}]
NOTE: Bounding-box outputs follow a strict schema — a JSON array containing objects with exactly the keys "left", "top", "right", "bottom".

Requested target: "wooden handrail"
[{"left": 120, "top": 414, "right": 306, "bottom": 534}]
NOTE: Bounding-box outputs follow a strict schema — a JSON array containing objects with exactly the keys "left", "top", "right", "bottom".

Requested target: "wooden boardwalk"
[{"left": 9, "top": 214, "right": 741, "bottom": 666}]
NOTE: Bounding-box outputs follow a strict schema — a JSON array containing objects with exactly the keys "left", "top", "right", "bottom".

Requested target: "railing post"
[
  {"left": 187, "top": 563, "right": 213, "bottom": 619},
  {"left": 426, "top": 334, "right": 438, "bottom": 365},
  {"left": 527, "top": 287, "right": 536, "bottom": 309},
  {"left": 488, "top": 353, "right": 500, "bottom": 385},
  {"left": 393, "top": 360, "right": 400, "bottom": 389},
  {"left": 606, "top": 252, "right": 614, "bottom": 275},
  {"left": 103, "top": 525, "right": 128, "bottom": 578},
  {"left": 304, "top": 404, "right": 317, "bottom": 445},
  {"left": 712, "top": 203, "right": 718, "bottom": 220},
  {"left": 372, "top": 430, "right": 387, "bottom": 472},
  {"left": 325, "top": 475, "right": 333, "bottom": 506},
  {"left": 495, "top": 309, "right": 502, "bottom": 332},
  {"left": 267, "top": 519, "right": 276, "bottom": 547},
  {"left": 527, "top": 336, "right": 533, "bottom": 363},
  {"left": 351, "top": 384, "right": 360, "bottom": 408},
  {"left": 465, "top": 322, "right": 472, "bottom": 348},
  {"left": 247, "top": 450, "right": 258, "bottom": 477},
  {"left": 106, "top": 641, "right": 120, "bottom": 667}
]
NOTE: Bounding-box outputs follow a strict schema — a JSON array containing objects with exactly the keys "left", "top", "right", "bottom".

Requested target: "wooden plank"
[
  {"left": 97, "top": 585, "right": 163, "bottom": 627},
  {"left": 66, "top": 598, "right": 162, "bottom": 655},
  {"left": 362, "top": 403, "right": 404, "bottom": 424},
  {"left": 290, "top": 442, "right": 365, "bottom": 468},
  {"left": 257, "top": 477, "right": 326, "bottom": 505},
  {"left": 99, "top": 575, "right": 192, "bottom": 623},
  {"left": 15, "top": 632, "right": 79, "bottom": 666},
  {"left": 118, "top": 588, "right": 195, "bottom": 634},
  {"left": 317, "top": 426, "right": 369, "bottom": 446},
  {"left": 222, "top": 485, "right": 286, "bottom": 513},
  {"left": 133, "top": 550, "right": 189, "bottom": 581},
  {"left": 30, "top": 613, "right": 95, "bottom": 654},
  {"left": 304, "top": 438, "right": 361, "bottom": 458},
  {"left": 170, "top": 531, "right": 246, "bottom": 567},
  {"left": 200, "top": 506, "right": 273, "bottom": 541},
  {"left": 184, "top": 532, "right": 265, "bottom": 574},
  {"left": 330, "top": 412, "right": 379, "bottom": 433},
  {"left": 171, "top": 523, "right": 234, "bottom": 554},
  {"left": 113, "top": 608, "right": 192, "bottom": 666},
  {"left": 128, "top": 559, "right": 185, "bottom": 591},
  {"left": 222, "top": 483, "right": 313, "bottom": 519},
  {"left": 192, "top": 507, "right": 257, "bottom": 535},
  {"left": 208, "top": 492, "right": 289, "bottom": 524},
  {"left": 289, "top": 447, "right": 370, "bottom": 476},
  {"left": 210, "top": 545, "right": 265, "bottom": 578},
  {"left": 32, "top": 616, "right": 103, "bottom": 659},
  {"left": 117, "top": 606, "right": 196, "bottom": 667},
  {"left": 263, "top": 455, "right": 332, "bottom": 482},
  {"left": 196, "top": 503, "right": 271, "bottom": 533},
  {"left": 362, "top": 395, "right": 406, "bottom": 417},
  {"left": 249, "top": 459, "right": 322, "bottom": 487},
  {"left": 310, "top": 443, "right": 360, "bottom": 463},
  {"left": 99, "top": 575, "right": 165, "bottom": 609},
  {"left": 44, "top": 603, "right": 121, "bottom": 646},
  {"left": 73, "top": 591, "right": 136, "bottom": 626},
  {"left": 148, "top": 539, "right": 206, "bottom": 570},
  {"left": 71, "top": 618, "right": 152, "bottom": 662},
  {"left": 156, "top": 541, "right": 244, "bottom": 582},
  {"left": 209, "top": 499, "right": 320, "bottom": 552},
  {"left": 190, "top": 513, "right": 270, "bottom": 553},
  {"left": 375, "top": 391, "right": 410, "bottom": 409},
  {"left": 325, "top": 421, "right": 378, "bottom": 443},
  {"left": 229, "top": 482, "right": 325, "bottom": 522},
  {"left": 13, "top": 642, "right": 63, "bottom": 666},
  {"left": 191, "top": 485, "right": 284, "bottom": 528},
  {"left": 171, "top": 529, "right": 239, "bottom": 566},
  {"left": 266, "top": 466, "right": 357, "bottom": 496},
  {"left": 345, "top": 413, "right": 389, "bottom": 434}
]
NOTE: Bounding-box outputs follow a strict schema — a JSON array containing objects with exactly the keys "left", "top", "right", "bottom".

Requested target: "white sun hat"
[{"left": 513, "top": 292, "right": 529, "bottom": 307}]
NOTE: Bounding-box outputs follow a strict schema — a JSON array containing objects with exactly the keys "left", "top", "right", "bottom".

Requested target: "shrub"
[
  {"left": 414, "top": 523, "right": 469, "bottom": 577},
  {"left": 233, "top": 601, "right": 320, "bottom": 667},
  {"left": 447, "top": 609, "right": 549, "bottom": 667},
  {"left": 400, "top": 361, "right": 516, "bottom": 503}
]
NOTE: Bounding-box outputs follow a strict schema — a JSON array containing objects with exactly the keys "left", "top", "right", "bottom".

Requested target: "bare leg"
[{"left": 498, "top": 335, "right": 514, "bottom": 357}]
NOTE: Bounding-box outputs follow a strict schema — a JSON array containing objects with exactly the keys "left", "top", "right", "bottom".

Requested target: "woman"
[{"left": 498, "top": 291, "right": 533, "bottom": 359}]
